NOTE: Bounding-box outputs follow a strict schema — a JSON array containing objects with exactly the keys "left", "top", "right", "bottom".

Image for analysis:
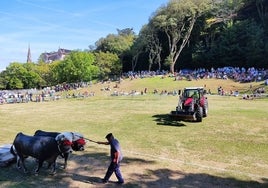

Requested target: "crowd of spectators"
[
  {"left": 122, "top": 70, "right": 168, "bottom": 79},
  {"left": 110, "top": 67, "right": 268, "bottom": 97},
  {"left": 0, "top": 88, "right": 58, "bottom": 104},
  {"left": 181, "top": 67, "right": 268, "bottom": 83},
  {"left": 179, "top": 67, "right": 268, "bottom": 83},
  {"left": 0, "top": 82, "right": 94, "bottom": 105},
  {"left": 122, "top": 67, "right": 268, "bottom": 84},
  {"left": 0, "top": 67, "right": 267, "bottom": 104}
]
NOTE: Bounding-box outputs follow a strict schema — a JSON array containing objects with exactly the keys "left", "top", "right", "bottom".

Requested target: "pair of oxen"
[{"left": 10, "top": 130, "right": 86, "bottom": 175}]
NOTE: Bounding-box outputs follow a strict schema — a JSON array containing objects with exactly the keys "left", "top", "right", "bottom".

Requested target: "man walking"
[{"left": 97, "top": 133, "right": 124, "bottom": 184}]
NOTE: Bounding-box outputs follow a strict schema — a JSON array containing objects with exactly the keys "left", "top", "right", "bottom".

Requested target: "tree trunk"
[
  {"left": 132, "top": 52, "right": 141, "bottom": 72},
  {"left": 170, "top": 16, "right": 197, "bottom": 74},
  {"left": 170, "top": 62, "right": 175, "bottom": 74}
]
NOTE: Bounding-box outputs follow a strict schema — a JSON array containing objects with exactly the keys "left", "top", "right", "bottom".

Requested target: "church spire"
[{"left": 27, "top": 44, "right": 32, "bottom": 63}]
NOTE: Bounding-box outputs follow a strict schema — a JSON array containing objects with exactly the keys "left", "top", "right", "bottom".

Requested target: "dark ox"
[
  {"left": 10, "top": 132, "right": 72, "bottom": 174},
  {"left": 34, "top": 130, "right": 86, "bottom": 169}
]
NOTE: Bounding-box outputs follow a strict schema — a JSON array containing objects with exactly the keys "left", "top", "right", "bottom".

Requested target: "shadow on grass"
[
  {"left": 125, "top": 168, "right": 268, "bottom": 188},
  {"left": 152, "top": 114, "right": 186, "bottom": 127},
  {"left": 2, "top": 150, "right": 268, "bottom": 188}
]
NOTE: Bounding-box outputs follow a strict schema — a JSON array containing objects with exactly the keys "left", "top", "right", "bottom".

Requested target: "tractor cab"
[{"left": 170, "top": 87, "right": 208, "bottom": 122}]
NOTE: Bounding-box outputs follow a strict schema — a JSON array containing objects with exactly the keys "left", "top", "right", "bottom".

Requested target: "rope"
[{"left": 84, "top": 138, "right": 98, "bottom": 143}]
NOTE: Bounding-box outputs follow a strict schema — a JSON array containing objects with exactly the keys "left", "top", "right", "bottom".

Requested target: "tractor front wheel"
[{"left": 203, "top": 100, "right": 208, "bottom": 117}]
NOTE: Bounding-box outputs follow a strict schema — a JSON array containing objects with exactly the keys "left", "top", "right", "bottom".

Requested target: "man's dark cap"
[{"left": 105, "top": 133, "right": 113, "bottom": 139}]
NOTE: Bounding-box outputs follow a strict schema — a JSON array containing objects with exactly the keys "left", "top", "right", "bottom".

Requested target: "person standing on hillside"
[{"left": 97, "top": 133, "right": 124, "bottom": 184}]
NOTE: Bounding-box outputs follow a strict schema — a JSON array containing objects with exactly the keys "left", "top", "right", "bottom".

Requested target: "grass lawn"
[{"left": 0, "top": 77, "right": 267, "bottom": 188}]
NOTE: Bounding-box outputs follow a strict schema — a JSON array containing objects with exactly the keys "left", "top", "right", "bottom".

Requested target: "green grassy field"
[{"left": 0, "top": 77, "right": 267, "bottom": 187}]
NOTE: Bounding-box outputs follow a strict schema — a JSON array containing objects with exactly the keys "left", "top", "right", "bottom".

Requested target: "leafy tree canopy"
[{"left": 55, "top": 51, "right": 99, "bottom": 83}]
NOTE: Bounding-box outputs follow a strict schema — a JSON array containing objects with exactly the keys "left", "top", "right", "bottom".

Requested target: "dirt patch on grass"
[{"left": 2, "top": 145, "right": 266, "bottom": 188}]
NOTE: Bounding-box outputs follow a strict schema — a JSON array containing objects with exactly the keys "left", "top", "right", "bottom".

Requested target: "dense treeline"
[
  {"left": 130, "top": 0, "right": 268, "bottom": 73},
  {"left": 0, "top": 0, "right": 267, "bottom": 89}
]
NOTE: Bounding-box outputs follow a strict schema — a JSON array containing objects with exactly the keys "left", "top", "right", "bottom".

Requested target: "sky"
[{"left": 0, "top": 0, "right": 168, "bottom": 71}]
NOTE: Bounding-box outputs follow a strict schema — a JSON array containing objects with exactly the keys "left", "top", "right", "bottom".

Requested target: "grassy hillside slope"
[{"left": 0, "top": 77, "right": 267, "bottom": 188}]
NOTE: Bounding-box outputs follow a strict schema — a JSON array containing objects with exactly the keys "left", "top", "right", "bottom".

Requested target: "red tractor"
[{"left": 170, "top": 87, "right": 208, "bottom": 122}]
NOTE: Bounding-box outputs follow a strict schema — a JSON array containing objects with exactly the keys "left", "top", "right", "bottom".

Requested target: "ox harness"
[{"left": 56, "top": 139, "right": 72, "bottom": 157}]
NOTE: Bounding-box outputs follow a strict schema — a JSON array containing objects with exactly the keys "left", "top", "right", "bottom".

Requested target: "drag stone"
[{"left": 0, "top": 144, "right": 16, "bottom": 167}]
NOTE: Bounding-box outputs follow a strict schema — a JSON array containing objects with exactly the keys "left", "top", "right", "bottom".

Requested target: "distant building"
[
  {"left": 27, "top": 44, "right": 32, "bottom": 63},
  {"left": 41, "top": 48, "right": 72, "bottom": 63}
]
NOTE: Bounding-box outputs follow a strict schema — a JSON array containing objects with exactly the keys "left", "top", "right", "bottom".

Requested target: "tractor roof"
[{"left": 184, "top": 87, "right": 204, "bottom": 90}]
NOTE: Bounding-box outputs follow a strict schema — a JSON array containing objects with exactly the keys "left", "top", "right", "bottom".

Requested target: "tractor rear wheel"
[{"left": 196, "top": 106, "right": 203, "bottom": 122}]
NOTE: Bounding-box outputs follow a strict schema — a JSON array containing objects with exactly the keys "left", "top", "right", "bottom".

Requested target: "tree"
[
  {"left": 94, "top": 52, "right": 121, "bottom": 80},
  {"left": 147, "top": 32, "right": 162, "bottom": 71},
  {"left": 4, "top": 63, "right": 27, "bottom": 89},
  {"left": 193, "top": 0, "right": 268, "bottom": 68},
  {"left": 209, "top": 19, "right": 266, "bottom": 68},
  {"left": 22, "top": 63, "right": 44, "bottom": 88},
  {"left": 0, "top": 71, "right": 6, "bottom": 89},
  {"left": 94, "top": 28, "right": 136, "bottom": 73},
  {"left": 256, "top": 0, "right": 268, "bottom": 27},
  {"left": 116, "top": 28, "right": 135, "bottom": 36},
  {"left": 36, "top": 61, "right": 59, "bottom": 87},
  {"left": 48, "top": 60, "right": 62, "bottom": 84},
  {"left": 0, "top": 62, "right": 42, "bottom": 89},
  {"left": 138, "top": 24, "right": 162, "bottom": 71},
  {"left": 95, "top": 28, "right": 135, "bottom": 56},
  {"left": 150, "top": 0, "right": 211, "bottom": 74},
  {"left": 129, "top": 26, "right": 148, "bottom": 71},
  {"left": 55, "top": 51, "right": 98, "bottom": 83},
  {"left": 192, "top": 0, "right": 237, "bottom": 68}
]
